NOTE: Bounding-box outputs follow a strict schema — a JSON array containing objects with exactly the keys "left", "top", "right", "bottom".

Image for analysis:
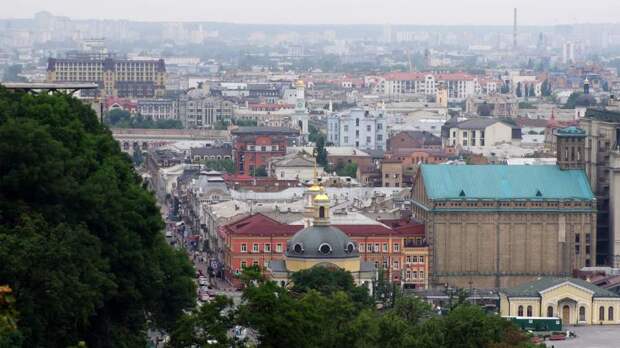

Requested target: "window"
[
  {"left": 377, "top": 123, "right": 383, "bottom": 130},
  {"left": 393, "top": 243, "right": 400, "bottom": 252},
  {"left": 382, "top": 261, "right": 388, "bottom": 269},
  {"left": 383, "top": 243, "right": 389, "bottom": 252},
  {"left": 547, "top": 306, "right": 553, "bottom": 317},
  {"left": 356, "top": 130, "right": 360, "bottom": 137},
  {"left": 377, "top": 134, "right": 383, "bottom": 141},
  {"left": 609, "top": 307, "right": 614, "bottom": 321},
  {"left": 518, "top": 306, "right": 524, "bottom": 316},
  {"left": 600, "top": 306, "right": 605, "bottom": 321},
  {"left": 367, "top": 125, "right": 371, "bottom": 131},
  {"left": 413, "top": 271, "right": 418, "bottom": 279},
  {"left": 344, "top": 136, "right": 349, "bottom": 143},
  {"left": 276, "top": 243, "right": 282, "bottom": 252},
  {"left": 374, "top": 243, "right": 379, "bottom": 252},
  {"left": 393, "top": 261, "right": 399, "bottom": 269},
  {"left": 359, "top": 243, "right": 364, "bottom": 251},
  {"left": 406, "top": 270, "right": 411, "bottom": 279},
  {"left": 241, "top": 243, "right": 247, "bottom": 252},
  {"left": 319, "top": 206, "right": 326, "bottom": 218},
  {"left": 241, "top": 261, "right": 247, "bottom": 268},
  {"left": 578, "top": 306, "right": 585, "bottom": 322},
  {"left": 406, "top": 256, "right": 411, "bottom": 263},
  {"left": 367, "top": 244, "right": 372, "bottom": 252},
  {"left": 419, "top": 271, "right": 424, "bottom": 279},
  {"left": 356, "top": 118, "right": 360, "bottom": 126},
  {"left": 419, "top": 256, "right": 424, "bottom": 263},
  {"left": 344, "top": 125, "right": 349, "bottom": 132},
  {"left": 253, "top": 260, "right": 259, "bottom": 266},
  {"left": 253, "top": 243, "right": 259, "bottom": 252},
  {"left": 264, "top": 243, "right": 271, "bottom": 252},
  {"left": 366, "top": 136, "right": 371, "bottom": 143}
]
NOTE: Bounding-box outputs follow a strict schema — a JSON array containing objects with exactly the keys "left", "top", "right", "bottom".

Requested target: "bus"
[{"left": 504, "top": 316, "right": 562, "bottom": 332}]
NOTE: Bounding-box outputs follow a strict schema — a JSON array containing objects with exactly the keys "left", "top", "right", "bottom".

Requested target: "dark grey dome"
[{"left": 286, "top": 225, "right": 359, "bottom": 259}]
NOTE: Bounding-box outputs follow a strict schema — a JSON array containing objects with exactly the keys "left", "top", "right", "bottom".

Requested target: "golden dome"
[
  {"left": 314, "top": 193, "right": 329, "bottom": 202},
  {"left": 295, "top": 79, "right": 305, "bottom": 88},
  {"left": 308, "top": 184, "right": 321, "bottom": 192}
]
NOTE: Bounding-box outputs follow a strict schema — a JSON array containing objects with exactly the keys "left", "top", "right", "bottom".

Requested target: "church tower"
[
  {"left": 555, "top": 126, "right": 586, "bottom": 170},
  {"left": 292, "top": 80, "right": 309, "bottom": 143},
  {"left": 313, "top": 189, "right": 330, "bottom": 226}
]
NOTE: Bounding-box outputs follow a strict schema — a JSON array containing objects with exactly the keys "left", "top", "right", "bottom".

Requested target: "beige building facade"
[{"left": 500, "top": 277, "right": 620, "bottom": 325}]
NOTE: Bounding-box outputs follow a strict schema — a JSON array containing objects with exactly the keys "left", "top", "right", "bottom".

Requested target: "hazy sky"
[{"left": 7, "top": 0, "right": 620, "bottom": 25}]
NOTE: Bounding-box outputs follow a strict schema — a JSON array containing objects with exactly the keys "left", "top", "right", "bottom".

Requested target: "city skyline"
[{"left": 6, "top": 0, "right": 620, "bottom": 26}]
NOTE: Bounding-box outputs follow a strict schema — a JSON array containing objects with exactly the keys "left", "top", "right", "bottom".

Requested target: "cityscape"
[{"left": 2, "top": 1, "right": 620, "bottom": 347}]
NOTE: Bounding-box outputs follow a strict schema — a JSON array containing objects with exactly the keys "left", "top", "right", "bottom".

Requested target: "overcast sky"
[{"left": 7, "top": 0, "right": 620, "bottom": 25}]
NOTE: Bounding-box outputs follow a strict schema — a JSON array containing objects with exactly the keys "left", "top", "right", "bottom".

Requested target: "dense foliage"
[
  {"left": 0, "top": 88, "right": 196, "bottom": 347},
  {"left": 171, "top": 267, "right": 540, "bottom": 348},
  {"left": 104, "top": 109, "right": 184, "bottom": 129}
]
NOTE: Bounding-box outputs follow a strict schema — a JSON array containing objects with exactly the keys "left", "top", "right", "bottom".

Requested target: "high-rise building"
[
  {"left": 47, "top": 55, "right": 166, "bottom": 98},
  {"left": 563, "top": 42, "right": 575, "bottom": 64}
]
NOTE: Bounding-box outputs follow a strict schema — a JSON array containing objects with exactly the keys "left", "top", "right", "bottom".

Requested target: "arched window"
[
  {"left": 517, "top": 305, "right": 524, "bottom": 316},
  {"left": 319, "top": 206, "right": 325, "bottom": 218},
  {"left": 527, "top": 305, "right": 533, "bottom": 317},
  {"left": 580, "top": 306, "right": 586, "bottom": 322},
  {"left": 600, "top": 306, "right": 605, "bottom": 321},
  {"left": 547, "top": 306, "right": 554, "bottom": 317},
  {"left": 609, "top": 307, "right": 614, "bottom": 321}
]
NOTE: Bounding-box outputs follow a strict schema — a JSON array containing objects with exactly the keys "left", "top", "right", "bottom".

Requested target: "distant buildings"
[
  {"left": 465, "top": 95, "right": 520, "bottom": 117},
  {"left": 441, "top": 117, "right": 521, "bottom": 150},
  {"left": 231, "top": 127, "right": 299, "bottom": 175},
  {"left": 374, "top": 72, "right": 477, "bottom": 100},
  {"left": 47, "top": 55, "right": 166, "bottom": 98},
  {"left": 327, "top": 108, "right": 387, "bottom": 150}
]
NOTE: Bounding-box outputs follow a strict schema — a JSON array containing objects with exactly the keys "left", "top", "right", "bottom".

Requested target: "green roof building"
[{"left": 411, "top": 164, "right": 596, "bottom": 290}]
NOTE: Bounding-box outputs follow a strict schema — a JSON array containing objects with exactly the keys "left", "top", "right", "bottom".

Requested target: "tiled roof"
[
  {"left": 502, "top": 277, "right": 620, "bottom": 298},
  {"left": 420, "top": 164, "right": 594, "bottom": 201}
]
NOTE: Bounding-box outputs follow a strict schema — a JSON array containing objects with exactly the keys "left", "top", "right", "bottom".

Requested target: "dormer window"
[
  {"left": 294, "top": 243, "right": 304, "bottom": 254},
  {"left": 319, "top": 243, "right": 332, "bottom": 254},
  {"left": 346, "top": 242, "right": 355, "bottom": 253}
]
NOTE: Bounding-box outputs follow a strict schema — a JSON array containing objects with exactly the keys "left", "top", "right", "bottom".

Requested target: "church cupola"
[{"left": 313, "top": 190, "right": 330, "bottom": 226}]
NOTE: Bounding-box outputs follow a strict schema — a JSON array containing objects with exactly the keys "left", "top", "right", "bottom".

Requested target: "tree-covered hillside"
[{"left": 0, "top": 87, "right": 196, "bottom": 347}]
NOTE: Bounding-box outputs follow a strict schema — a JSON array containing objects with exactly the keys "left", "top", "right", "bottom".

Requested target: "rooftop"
[
  {"left": 231, "top": 126, "right": 299, "bottom": 135},
  {"left": 420, "top": 164, "right": 594, "bottom": 201}
]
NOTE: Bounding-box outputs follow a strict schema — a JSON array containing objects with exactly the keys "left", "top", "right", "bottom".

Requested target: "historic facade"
[
  {"left": 500, "top": 277, "right": 620, "bottom": 325},
  {"left": 47, "top": 55, "right": 166, "bottom": 98},
  {"left": 411, "top": 164, "right": 597, "bottom": 289}
]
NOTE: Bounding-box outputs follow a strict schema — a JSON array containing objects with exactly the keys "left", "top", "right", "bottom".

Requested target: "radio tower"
[{"left": 513, "top": 8, "right": 518, "bottom": 50}]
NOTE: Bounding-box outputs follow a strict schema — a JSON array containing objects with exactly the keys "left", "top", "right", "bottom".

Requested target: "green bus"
[{"left": 504, "top": 316, "right": 562, "bottom": 332}]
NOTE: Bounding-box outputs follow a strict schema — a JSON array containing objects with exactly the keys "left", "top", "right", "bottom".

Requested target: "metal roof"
[{"left": 420, "top": 164, "right": 594, "bottom": 200}]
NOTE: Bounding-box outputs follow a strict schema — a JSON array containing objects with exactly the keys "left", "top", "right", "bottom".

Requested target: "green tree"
[
  {"left": 203, "top": 159, "right": 235, "bottom": 173},
  {"left": 169, "top": 296, "right": 237, "bottom": 348},
  {"left": 0, "top": 87, "right": 196, "bottom": 347},
  {"left": 253, "top": 165, "right": 268, "bottom": 177},
  {"left": 314, "top": 135, "right": 328, "bottom": 167},
  {"left": 391, "top": 295, "right": 433, "bottom": 326},
  {"left": 336, "top": 162, "right": 357, "bottom": 178},
  {"left": 291, "top": 267, "right": 373, "bottom": 309},
  {"left": 564, "top": 91, "right": 596, "bottom": 109}
]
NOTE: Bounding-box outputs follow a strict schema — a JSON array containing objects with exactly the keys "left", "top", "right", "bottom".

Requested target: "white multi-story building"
[
  {"left": 179, "top": 94, "right": 233, "bottom": 128},
  {"left": 562, "top": 41, "right": 575, "bottom": 64},
  {"left": 137, "top": 98, "right": 178, "bottom": 121},
  {"left": 327, "top": 108, "right": 387, "bottom": 150},
  {"left": 373, "top": 72, "right": 477, "bottom": 100}
]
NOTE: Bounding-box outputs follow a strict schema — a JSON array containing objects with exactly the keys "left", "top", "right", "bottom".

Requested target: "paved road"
[{"left": 543, "top": 326, "right": 620, "bottom": 348}]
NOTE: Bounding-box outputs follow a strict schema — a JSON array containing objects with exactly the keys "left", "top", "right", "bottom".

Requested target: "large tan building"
[
  {"left": 411, "top": 164, "right": 596, "bottom": 289},
  {"left": 47, "top": 55, "right": 166, "bottom": 98}
]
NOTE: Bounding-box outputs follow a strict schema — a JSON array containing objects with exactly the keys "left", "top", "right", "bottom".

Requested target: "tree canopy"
[
  {"left": 0, "top": 87, "right": 196, "bottom": 347},
  {"left": 104, "top": 109, "right": 183, "bottom": 129},
  {"left": 172, "top": 267, "right": 541, "bottom": 348}
]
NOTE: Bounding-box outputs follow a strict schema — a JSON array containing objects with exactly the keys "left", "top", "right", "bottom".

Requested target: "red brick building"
[
  {"left": 231, "top": 127, "right": 299, "bottom": 175},
  {"left": 219, "top": 213, "right": 429, "bottom": 288}
]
